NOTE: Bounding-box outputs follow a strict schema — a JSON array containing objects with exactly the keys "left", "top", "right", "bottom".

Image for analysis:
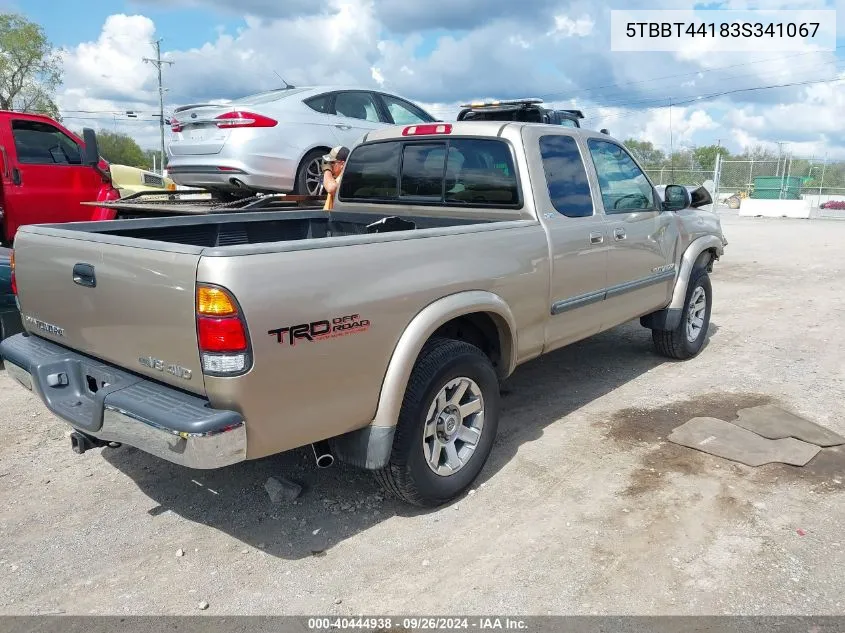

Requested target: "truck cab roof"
[{"left": 360, "top": 120, "right": 606, "bottom": 146}]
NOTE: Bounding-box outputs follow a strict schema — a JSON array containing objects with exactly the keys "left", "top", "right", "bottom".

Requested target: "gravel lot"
[{"left": 0, "top": 213, "right": 843, "bottom": 616}]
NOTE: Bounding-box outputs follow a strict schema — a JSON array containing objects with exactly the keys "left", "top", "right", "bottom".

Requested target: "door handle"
[
  {"left": 11, "top": 167, "right": 21, "bottom": 186},
  {"left": 72, "top": 263, "right": 96, "bottom": 288},
  {"left": 335, "top": 124, "right": 352, "bottom": 130},
  {"left": 589, "top": 232, "right": 604, "bottom": 244},
  {"left": 614, "top": 228, "right": 626, "bottom": 241}
]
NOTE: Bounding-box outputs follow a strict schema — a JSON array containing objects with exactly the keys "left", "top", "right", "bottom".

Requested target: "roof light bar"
[{"left": 459, "top": 97, "right": 545, "bottom": 108}]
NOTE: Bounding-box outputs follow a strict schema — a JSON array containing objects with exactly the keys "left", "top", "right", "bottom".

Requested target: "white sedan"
[{"left": 166, "top": 86, "right": 438, "bottom": 198}]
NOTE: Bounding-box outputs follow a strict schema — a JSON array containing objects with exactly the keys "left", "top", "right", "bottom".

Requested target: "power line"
[
  {"left": 539, "top": 44, "right": 845, "bottom": 101},
  {"left": 558, "top": 57, "right": 845, "bottom": 110},
  {"left": 587, "top": 75, "right": 845, "bottom": 125},
  {"left": 143, "top": 38, "right": 174, "bottom": 173}
]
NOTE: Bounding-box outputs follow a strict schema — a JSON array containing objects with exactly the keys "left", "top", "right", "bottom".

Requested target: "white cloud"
[
  {"left": 52, "top": 2, "right": 845, "bottom": 157},
  {"left": 548, "top": 15, "right": 595, "bottom": 38}
]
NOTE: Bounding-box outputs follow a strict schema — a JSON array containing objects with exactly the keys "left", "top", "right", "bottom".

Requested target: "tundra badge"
[{"left": 23, "top": 315, "right": 64, "bottom": 337}]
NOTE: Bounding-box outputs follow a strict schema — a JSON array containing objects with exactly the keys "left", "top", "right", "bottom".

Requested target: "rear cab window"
[
  {"left": 538, "top": 134, "right": 593, "bottom": 217},
  {"left": 339, "top": 137, "right": 521, "bottom": 208}
]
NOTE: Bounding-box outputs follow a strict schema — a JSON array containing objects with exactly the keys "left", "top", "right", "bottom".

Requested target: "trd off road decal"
[{"left": 268, "top": 314, "right": 371, "bottom": 346}]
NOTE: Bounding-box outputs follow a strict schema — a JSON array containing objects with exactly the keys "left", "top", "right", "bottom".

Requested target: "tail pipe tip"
[{"left": 311, "top": 440, "right": 334, "bottom": 469}]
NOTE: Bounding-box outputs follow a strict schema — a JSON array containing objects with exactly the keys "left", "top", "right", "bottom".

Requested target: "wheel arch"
[
  {"left": 372, "top": 291, "right": 517, "bottom": 429},
  {"left": 668, "top": 235, "right": 723, "bottom": 311},
  {"left": 328, "top": 291, "right": 517, "bottom": 470}
]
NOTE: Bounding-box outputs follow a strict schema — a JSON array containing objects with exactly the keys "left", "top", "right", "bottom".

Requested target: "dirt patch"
[
  {"left": 602, "top": 393, "right": 845, "bottom": 497},
  {"left": 602, "top": 393, "right": 773, "bottom": 497},
  {"left": 603, "top": 392, "right": 775, "bottom": 446},
  {"left": 760, "top": 446, "right": 845, "bottom": 493}
]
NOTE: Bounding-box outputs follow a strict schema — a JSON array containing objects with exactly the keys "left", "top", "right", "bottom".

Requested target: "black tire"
[
  {"left": 294, "top": 149, "right": 327, "bottom": 196},
  {"left": 375, "top": 337, "right": 500, "bottom": 507},
  {"left": 652, "top": 268, "right": 712, "bottom": 360}
]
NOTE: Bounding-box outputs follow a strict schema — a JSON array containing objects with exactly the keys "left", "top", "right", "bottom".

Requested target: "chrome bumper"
[{"left": 1, "top": 334, "right": 246, "bottom": 470}]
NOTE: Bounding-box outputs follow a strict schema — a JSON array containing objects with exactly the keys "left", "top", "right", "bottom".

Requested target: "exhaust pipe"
[{"left": 311, "top": 440, "right": 334, "bottom": 469}]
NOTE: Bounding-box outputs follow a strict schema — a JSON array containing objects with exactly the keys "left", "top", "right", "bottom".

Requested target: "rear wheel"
[
  {"left": 375, "top": 338, "right": 500, "bottom": 507},
  {"left": 294, "top": 149, "right": 327, "bottom": 196}
]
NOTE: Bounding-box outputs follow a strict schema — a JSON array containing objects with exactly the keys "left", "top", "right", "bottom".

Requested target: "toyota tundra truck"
[{"left": 0, "top": 121, "right": 727, "bottom": 507}]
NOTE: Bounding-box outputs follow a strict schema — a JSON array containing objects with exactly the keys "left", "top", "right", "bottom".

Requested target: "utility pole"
[
  {"left": 668, "top": 97, "right": 674, "bottom": 179},
  {"left": 143, "top": 39, "right": 173, "bottom": 174}
]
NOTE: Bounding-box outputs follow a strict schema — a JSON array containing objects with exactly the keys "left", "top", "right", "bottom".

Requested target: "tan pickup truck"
[{"left": 0, "top": 121, "right": 726, "bottom": 507}]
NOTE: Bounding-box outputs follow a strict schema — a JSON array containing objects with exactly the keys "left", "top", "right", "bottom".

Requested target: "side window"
[
  {"left": 445, "top": 139, "right": 519, "bottom": 206},
  {"left": 381, "top": 95, "right": 433, "bottom": 124},
  {"left": 401, "top": 143, "right": 446, "bottom": 199},
  {"left": 12, "top": 120, "right": 82, "bottom": 165},
  {"left": 539, "top": 135, "right": 593, "bottom": 218},
  {"left": 333, "top": 92, "right": 381, "bottom": 123},
  {"left": 304, "top": 94, "right": 330, "bottom": 113},
  {"left": 558, "top": 118, "right": 578, "bottom": 128},
  {"left": 339, "top": 142, "right": 400, "bottom": 200},
  {"left": 587, "top": 139, "right": 655, "bottom": 213}
]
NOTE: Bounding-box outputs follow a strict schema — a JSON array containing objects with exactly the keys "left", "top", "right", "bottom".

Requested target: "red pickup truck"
[{"left": 0, "top": 111, "right": 120, "bottom": 245}]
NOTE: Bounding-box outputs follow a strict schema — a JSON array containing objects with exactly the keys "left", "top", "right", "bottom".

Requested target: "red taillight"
[
  {"left": 196, "top": 284, "right": 251, "bottom": 375},
  {"left": 197, "top": 317, "right": 247, "bottom": 352},
  {"left": 9, "top": 250, "right": 16, "bottom": 296},
  {"left": 215, "top": 111, "right": 277, "bottom": 129},
  {"left": 170, "top": 118, "right": 183, "bottom": 133},
  {"left": 402, "top": 123, "right": 452, "bottom": 136}
]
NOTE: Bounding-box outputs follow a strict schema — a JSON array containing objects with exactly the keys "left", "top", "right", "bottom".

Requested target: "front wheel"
[
  {"left": 652, "top": 268, "right": 712, "bottom": 360},
  {"left": 375, "top": 337, "right": 500, "bottom": 507}
]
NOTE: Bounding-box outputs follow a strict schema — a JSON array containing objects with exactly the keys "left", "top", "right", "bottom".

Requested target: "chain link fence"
[
  {"left": 640, "top": 153, "right": 845, "bottom": 218},
  {"left": 644, "top": 168, "right": 715, "bottom": 188},
  {"left": 713, "top": 156, "right": 845, "bottom": 218}
]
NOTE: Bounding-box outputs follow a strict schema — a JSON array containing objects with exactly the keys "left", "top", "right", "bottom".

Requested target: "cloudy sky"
[{"left": 5, "top": 0, "right": 845, "bottom": 157}]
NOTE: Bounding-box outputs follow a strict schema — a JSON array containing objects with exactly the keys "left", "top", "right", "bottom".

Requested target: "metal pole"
[
  {"left": 783, "top": 155, "right": 788, "bottom": 199},
  {"left": 713, "top": 152, "right": 721, "bottom": 206},
  {"left": 748, "top": 159, "right": 754, "bottom": 196},
  {"left": 819, "top": 154, "right": 827, "bottom": 196},
  {"left": 668, "top": 98, "right": 674, "bottom": 181},
  {"left": 143, "top": 39, "right": 174, "bottom": 175}
]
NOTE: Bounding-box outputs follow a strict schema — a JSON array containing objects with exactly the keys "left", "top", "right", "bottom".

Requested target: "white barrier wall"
[{"left": 738, "top": 199, "right": 811, "bottom": 219}]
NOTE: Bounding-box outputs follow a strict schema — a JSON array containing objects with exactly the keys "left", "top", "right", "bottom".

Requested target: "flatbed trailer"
[{"left": 83, "top": 189, "right": 327, "bottom": 217}]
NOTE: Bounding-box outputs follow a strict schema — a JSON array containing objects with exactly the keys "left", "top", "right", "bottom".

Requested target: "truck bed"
[
  {"left": 50, "top": 209, "right": 498, "bottom": 248},
  {"left": 10, "top": 207, "right": 525, "bottom": 397}
]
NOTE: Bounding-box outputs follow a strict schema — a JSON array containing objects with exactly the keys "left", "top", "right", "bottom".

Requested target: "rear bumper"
[
  {"left": 166, "top": 156, "right": 297, "bottom": 193},
  {"left": 0, "top": 333, "right": 246, "bottom": 469}
]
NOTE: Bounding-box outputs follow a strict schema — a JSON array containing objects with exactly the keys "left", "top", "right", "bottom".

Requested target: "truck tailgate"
[{"left": 13, "top": 229, "right": 205, "bottom": 395}]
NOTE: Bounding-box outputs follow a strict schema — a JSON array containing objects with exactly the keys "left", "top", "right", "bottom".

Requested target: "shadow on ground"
[{"left": 103, "top": 320, "right": 719, "bottom": 559}]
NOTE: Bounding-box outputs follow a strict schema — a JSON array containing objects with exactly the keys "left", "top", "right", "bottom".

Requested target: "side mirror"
[
  {"left": 662, "top": 184, "right": 692, "bottom": 211},
  {"left": 82, "top": 128, "right": 100, "bottom": 167}
]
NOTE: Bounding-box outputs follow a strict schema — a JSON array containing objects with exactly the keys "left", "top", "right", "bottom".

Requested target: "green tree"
[
  {"left": 736, "top": 144, "right": 778, "bottom": 161},
  {"left": 0, "top": 13, "right": 62, "bottom": 118},
  {"left": 693, "top": 145, "right": 731, "bottom": 171},
  {"left": 93, "top": 131, "right": 147, "bottom": 167},
  {"left": 622, "top": 139, "right": 665, "bottom": 169}
]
